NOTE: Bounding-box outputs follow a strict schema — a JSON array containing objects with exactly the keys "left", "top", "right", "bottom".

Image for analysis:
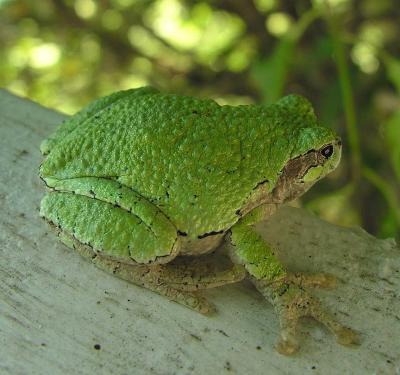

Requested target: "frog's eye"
[{"left": 320, "top": 145, "right": 333, "bottom": 159}]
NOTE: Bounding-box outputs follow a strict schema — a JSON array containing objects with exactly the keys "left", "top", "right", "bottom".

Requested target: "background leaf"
[{"left": 384, "top": 110, "right": 400, "bottom": 181}]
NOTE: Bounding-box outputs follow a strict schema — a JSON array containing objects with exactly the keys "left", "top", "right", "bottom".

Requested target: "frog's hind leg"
[
  {"left": 40, "top": 177, "right": 246, "bottom": 314},
  {"left": 92, "top": 251, "right": 218, "bottom": 314},
  {"left": 96, "top": 253, "right": 246, "bottom": 314},
  {"left": 54, "top": 228, "right": 218, "bottom": 314}
]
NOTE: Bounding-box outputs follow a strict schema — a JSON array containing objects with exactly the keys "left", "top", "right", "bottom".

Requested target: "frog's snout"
[{"left": 324, "top": 138, "right": 342, "bottom": 171}]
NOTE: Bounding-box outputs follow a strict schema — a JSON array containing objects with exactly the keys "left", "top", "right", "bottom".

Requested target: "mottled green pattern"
[{"left": 40, "top": 87, "right": 337, "bottom": 238}]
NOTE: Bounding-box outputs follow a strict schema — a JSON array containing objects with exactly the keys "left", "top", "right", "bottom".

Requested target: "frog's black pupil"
[{"left": 321, "top": 145, "right": 334, "bottom": 158}]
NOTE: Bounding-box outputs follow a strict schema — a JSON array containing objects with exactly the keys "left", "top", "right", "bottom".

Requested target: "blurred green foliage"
[{"left": 1, "top": 0, "right": 399, "bottom": 239}]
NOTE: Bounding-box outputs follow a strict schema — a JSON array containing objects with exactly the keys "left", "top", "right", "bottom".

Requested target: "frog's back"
[{"left": 40, "top": 89, "right": 316, "bottom": 236}]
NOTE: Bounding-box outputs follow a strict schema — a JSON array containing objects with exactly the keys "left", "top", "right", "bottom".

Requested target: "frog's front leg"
[{"left": 228, "top": 206, "right": 358, "bottom": 355}]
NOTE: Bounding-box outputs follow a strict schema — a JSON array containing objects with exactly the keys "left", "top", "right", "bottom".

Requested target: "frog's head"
[{"left": 272, "top": 127, "right": 342, "bottom": 203}]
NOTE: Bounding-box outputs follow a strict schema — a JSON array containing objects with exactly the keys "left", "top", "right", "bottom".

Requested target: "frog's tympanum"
[{"left": 39, "top": 87, "right": 358, "bottom": 355}]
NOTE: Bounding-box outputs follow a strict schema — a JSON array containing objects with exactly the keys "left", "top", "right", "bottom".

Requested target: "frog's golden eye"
[{"left": 320, "top": 145, "right": 334, "bottom": 159}]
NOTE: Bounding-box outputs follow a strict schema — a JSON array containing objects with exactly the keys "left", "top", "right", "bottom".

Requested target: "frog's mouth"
[{"left": 272, "top": 139, "right": 342, "bottom": 203}]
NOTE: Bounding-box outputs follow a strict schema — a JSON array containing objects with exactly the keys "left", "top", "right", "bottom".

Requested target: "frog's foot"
[
  {"left": 94, "top": 254, "right": 218, "bottom": 315},
  {"left": 54, "top": 228, "right": 215, "bottom": 314},
  {"left": 156, "top": 258, "right": 247, "bottom": 292},
  {"left": 124, "top": 259, "right": 246, "bottom": 313},
  {"left": 252, "top": 275, "right": 359, "bottom": 355},
  {"left": 96, "top": 255, "right": 246, "bottom": 314}
]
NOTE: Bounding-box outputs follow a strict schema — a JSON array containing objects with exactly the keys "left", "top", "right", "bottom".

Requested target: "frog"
[{"left": 39, "top": 87, "right": 358, "bottom": 355}]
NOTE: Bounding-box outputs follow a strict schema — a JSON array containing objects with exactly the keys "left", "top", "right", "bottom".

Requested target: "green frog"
[{"left": 39, "top": 87, "right": 357, "bottom": 355}]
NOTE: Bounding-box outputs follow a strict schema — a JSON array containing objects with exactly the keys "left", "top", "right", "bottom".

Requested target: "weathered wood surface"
[{"left": 0, "top": 89, "right": 399, "bottom": 375}]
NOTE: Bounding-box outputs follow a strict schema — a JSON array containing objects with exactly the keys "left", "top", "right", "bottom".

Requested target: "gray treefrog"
[{"left": 39, "top": 87, "right": 358, "bottom": 355}]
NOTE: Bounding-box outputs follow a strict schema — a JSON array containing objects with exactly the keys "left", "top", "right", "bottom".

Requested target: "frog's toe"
[
  {"left": 287, "top": 272, "right": 337, "bottom": 289},
  {"left": 334, "top": 326, "right": 359, "bottom": 346},
  {"left": 275, "top": 304, "right": 359, "bottom": 355},
  {"left": 178, "top": 292, "right": 216, "bottom": 315},
  {"left": 275, "top": 317, "right": 300, "bottom": 355},
  {"left": 259, "top": 278, "right": 358, "bottom": 354},
  {"left": 186, "top": 293, "right": 216, "bottom": 315},
  {"left": 306, "top": 296, "right": 360, "bottom": 347},
  {"left": 276, "top": 336, "right": 299, "bottom": 356},
  {"left": 313, "top": 309, "right": 359, "bottom": 346}
]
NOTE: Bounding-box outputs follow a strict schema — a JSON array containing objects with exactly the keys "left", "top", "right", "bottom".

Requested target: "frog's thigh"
[{"left": 40, "top": 187, "right": 178, "bottom": 264}]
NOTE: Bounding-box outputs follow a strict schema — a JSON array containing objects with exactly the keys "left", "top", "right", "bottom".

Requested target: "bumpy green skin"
[{"left": 40, "top": 87, "right": 337, "bottom": 268}]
